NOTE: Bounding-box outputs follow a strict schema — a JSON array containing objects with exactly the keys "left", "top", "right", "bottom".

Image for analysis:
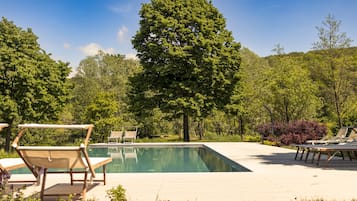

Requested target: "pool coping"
[
  {"left": 90, "top": 142, "right": 252, "bottom": 173},
  {"left": 18, "top": 142, "right": 357, "bottom": 201}
]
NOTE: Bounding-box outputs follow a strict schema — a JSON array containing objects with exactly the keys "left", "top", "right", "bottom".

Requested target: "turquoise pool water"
[
  {"left": 11, "top": 145, "right": 250, "bottom": 173},
  {"left": 90, "top": 146, "right": 250, "bottom": 173}
]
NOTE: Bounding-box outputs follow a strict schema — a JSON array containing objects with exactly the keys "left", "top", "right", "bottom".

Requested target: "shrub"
[
  {"left": 106, "top": 185, "right": 127, "bottom": 201},
  {"left": 256, "top": 120, "right": 327, "bottom": 145}
]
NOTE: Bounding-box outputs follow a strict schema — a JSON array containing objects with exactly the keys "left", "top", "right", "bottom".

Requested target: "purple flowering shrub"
[{"left": 256, "top": 120, "right": 327, "bottom": 145}]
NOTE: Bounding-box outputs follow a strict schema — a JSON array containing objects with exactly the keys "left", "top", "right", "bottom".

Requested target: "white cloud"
[
  {"left": 79, "top": 43, "right": 115, "bottom": 56},
  {"left": 108, "top": 3, "right": 132, "bottom": 14},
  {"left": 63, "top": 42, "right": 71, "bottom": 49},
  {"left": 117, "top": 26, "right": 128, "bottom": 43}
]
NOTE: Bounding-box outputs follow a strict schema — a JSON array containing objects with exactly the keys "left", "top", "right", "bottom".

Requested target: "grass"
[
  {"left": 136, "top": 133, "right": 261, "bottom": 143},
  {"left": 0, "top": 149, "right": 19, "bottom": 158}
]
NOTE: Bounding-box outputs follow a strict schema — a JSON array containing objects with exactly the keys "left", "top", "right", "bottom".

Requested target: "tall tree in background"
[
  {"left": 0, "top": 17, "right": 71, "bottom": 151},
  {"left": 225, "top": 48, "right": 268, "bottom": 138},
  {"left": 131, "top": 0, "right": 241, "bottom": 141},
  {"left": 263, "top": 55, "right": 321, "bottom": 123},
  {"left": 312, "top": 14, "right": 354, "bottom": 127},
  {"left": 71, "top": 52, "right": 141, "bottom": 141}
]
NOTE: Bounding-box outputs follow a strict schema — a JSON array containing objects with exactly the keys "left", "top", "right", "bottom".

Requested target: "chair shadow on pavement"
[
  {"left": 253, "top": 151, "right": 357, "bottom": 171},
  {"left": 26, "top": 183, "right": 99, "bottom": 201}
]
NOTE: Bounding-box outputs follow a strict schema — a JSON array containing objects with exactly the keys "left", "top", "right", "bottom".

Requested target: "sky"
[{"left": 1, "top": 0, "right": 357, "bottom": 71}]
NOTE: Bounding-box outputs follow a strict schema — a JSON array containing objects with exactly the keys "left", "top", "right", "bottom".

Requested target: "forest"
[{"left": 0, "top": 1, "right": 356, "bottom": 151}]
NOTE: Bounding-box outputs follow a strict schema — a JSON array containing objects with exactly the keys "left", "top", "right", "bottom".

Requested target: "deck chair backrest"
[
  {"left": 110, "top": 131, "right": 123, "bottom": 138},
  {"left": 124, "top": 131, "right": 137, "bottom": 138},
  {"left": 17, "top": 146, "right": 87, "bottom": 169},
  {"left": 12, "top": 124, "right": 95, "bottom": 177},
  {"left": 335, "top": 127, "right": 349, "bottom": 138},
  {"left": 346, "top": 128, "right": 357, "bottom": 142}
]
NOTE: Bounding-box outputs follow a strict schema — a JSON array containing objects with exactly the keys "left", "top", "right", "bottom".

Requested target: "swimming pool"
[
  {"left": 89, "top": 145, "right": 250, "bottom": 173},
  {"left": 11, "top": 144, "right": 250, "bottom": 174}
]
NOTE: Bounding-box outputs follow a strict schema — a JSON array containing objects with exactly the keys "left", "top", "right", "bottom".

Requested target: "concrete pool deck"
[{"left": 15, "top": 142, "right": 357, "bottom": 200}]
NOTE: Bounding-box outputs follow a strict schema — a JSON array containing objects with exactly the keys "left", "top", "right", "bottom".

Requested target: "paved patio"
[{"left": 15, "top": 142, "right": 357, "bottom": 200}]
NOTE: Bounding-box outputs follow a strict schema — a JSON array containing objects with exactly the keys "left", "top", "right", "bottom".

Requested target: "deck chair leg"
[
  {"left": 347, "top": 151, "right": 353, "bottom": 161},
  {"left": 311, "top": 151, "right": 316, "bottom": 163},
  {"left": 304, "top": 149, "right": 310, "bottom": 162},
  {"left": 70, "top": 169, "right": 74, "bottom": 185},
  {"left": 294, "top": 147, "right": 300, "bottom": 160},
  {"left": 300, "top": 149, "right": 305, "bottom": 160},
  {"left": 340, "top": 151, "right": 345, "bottom": 160},
  {"left": 103, "top": 165, "right": 107, "bottom": 185},
  {"left": 81, "top": 172, "right": 88, "bottom": 200},
  {"left": 40, "top": 168, "right": 48, "bottom": 201},
  {"left": 316, "top": 152, "right": 322, "bottom": 165}
]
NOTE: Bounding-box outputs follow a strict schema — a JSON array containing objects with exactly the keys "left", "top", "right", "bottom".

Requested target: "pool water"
[
  {"left": 11, "top": 146, "right": 250, "bottom": 174},
  {"left": 89, "top": 146, "right": 250, "bottom": 173}
]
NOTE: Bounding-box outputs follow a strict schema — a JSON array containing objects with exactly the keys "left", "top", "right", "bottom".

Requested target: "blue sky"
[{"left": 1, "top": 0, "right": 357, "bottom": 70}]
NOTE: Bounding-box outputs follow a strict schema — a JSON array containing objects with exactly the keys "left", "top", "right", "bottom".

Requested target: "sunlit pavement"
[{"left": 15, "top": 142, "right": 357, "bottom": 201}]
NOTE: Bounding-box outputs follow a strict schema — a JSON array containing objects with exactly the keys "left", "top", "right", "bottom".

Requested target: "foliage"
[
  {"left": 256, "top": 120, "right": 327, "bottom": 145},
  {"left": 106, "top": 185, "right": 127, "bottom": 201},
  {"left": 71, "top": 52, "right": 141, "bottom": 142},
  {"left": 224, "top": 48, "right": 269, "bottom": 136},
  {"left": 311, "top": 14, "right": 355, "bottom": 127},
  {"left": 0, "top": 149, "right": 18, "bottom": 158},
  {"left": 262, "top": 55, "right": 321, "bottom": 123},
  {"left": 0, "top": 185, "right": 40, "bottom": 201},
  {"left": 130, "top": 0, "right": 241, "bottom": 141},
  {"left": 135, "top": 108, "right": 175, "bottom": 138},
  {"left": 0, "top": 17, "right": 71, "bottom": 151},
  {"left": 1, "top": 11, "right": 356, "bottom": 144}
]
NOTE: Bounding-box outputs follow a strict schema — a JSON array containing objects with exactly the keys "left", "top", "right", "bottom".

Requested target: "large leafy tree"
[
  {"left": 130, "top": 0, "right": 241, "bottom": 141},
  {"left": 311, "top": 14, "right": 355, "bottom": 127},
  {"left": 0, "top": 17, "right": 71, "bottom": 151}
]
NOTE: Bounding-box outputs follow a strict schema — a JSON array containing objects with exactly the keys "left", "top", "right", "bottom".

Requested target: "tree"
[
  {"left": 0, "top": 17, "right": 71, "bottom": 151},
  {"left": 262, "top": 55, "right": 321, "bottom": 123},
  {"left": 130, "top": 0, "right": 241, "bottom": 141},
  {"left": 71, "top": 52, "right": 141, "bottom": 141},
  {"left": 312, "top": 14, "right": 354, "bottom": 127}
]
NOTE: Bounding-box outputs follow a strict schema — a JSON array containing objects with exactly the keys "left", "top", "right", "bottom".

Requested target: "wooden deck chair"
[
  {"left": 108, "top": 130, "right": 123, "bottom": 143},
  {"left": 305, "top": 127, "right": 349, "bottom": 145},
  {"left": 295, "top": 128, "right": 357, "bottom": 163},
  {"left": 295, "top": 127, "right": 350, "bottom": 161},
  {"left": 123, "top": 127, "right": 138, "bottom": 143},
  {"left": 12, "top": 124, "right": 112, "bottom": 200}
]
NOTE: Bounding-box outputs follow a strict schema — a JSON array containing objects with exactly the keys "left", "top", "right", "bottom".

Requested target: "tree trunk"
[
  {"left": 330, "top": 58, "right": 343, "bottom": 127},
  {"left": 183, "top": 114, "right": 190, "bottom": 142},
  {"left": 239, "top": 116, "right": 244, "bottom": 141},
  {"left": 332, "top": 78, "right": 342, "bottom": 127},
  {"left": 5, "top": 125, "right": 11, "bottom": 152},
  {"left": 197, "top": 120, "right": 204, "bottom": 140}
]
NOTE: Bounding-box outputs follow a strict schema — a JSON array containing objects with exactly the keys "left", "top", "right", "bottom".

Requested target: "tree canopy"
[
  {"left": 311, "top": 14, "right": 354, "bottom": 127},
  {"left": 0, "top": 17, "right": 71, "bottom": 151},
  {"left": 130, "top": 0, "right": 241, "bottom": 141},
  {"left": 71, "top": 52, "right": 141, "bottom": 141}
]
